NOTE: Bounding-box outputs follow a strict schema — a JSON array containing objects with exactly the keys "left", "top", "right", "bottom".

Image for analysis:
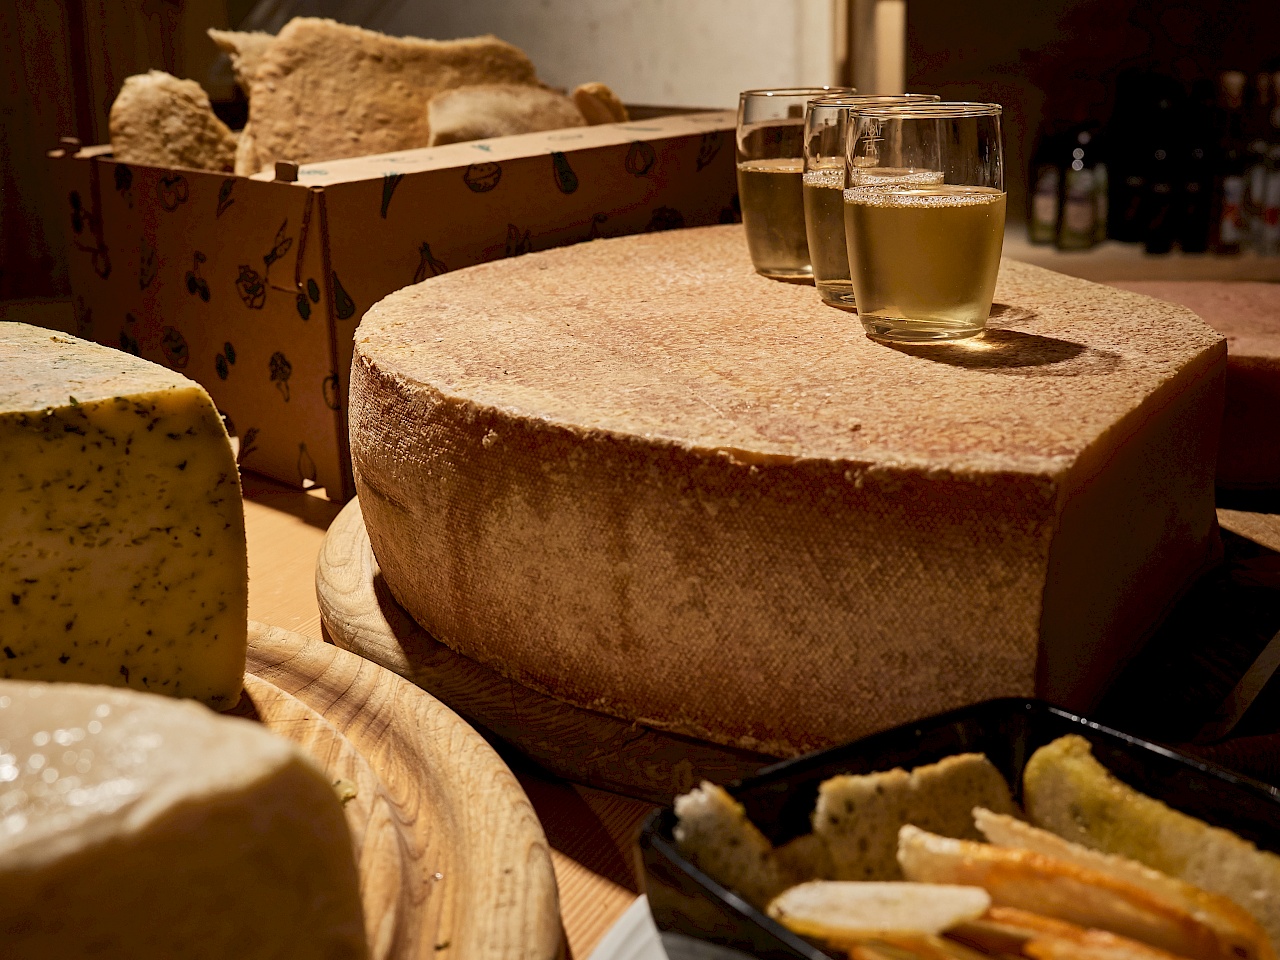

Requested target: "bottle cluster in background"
[{"left": 1028, "top": 67, "right": 1280, "bottom": 255}]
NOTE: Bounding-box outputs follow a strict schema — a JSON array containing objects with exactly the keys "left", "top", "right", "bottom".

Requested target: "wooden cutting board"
[
  {"left": 241, "top": 621, "right": 563, "bottom": 960},
  {"left": 314, "top": 500, "right": 776, "bottom": 804}
]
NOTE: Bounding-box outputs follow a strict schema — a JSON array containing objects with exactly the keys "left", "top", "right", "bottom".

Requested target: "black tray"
[{"left": 637, "top": 698, "right": 1280, "bottom": 960}]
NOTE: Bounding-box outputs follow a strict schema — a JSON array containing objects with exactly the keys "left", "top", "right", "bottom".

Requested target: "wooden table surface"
[
  {"left": 242, "top": 473, "right": 1280, "bottom": 960},
  {"left": 241, "top": 475, "right": 653, "bottom": 960}
]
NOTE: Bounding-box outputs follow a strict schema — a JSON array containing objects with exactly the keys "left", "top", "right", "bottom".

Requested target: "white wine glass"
[
  {"left": 736, "top": 86, "right": 853, "bottom": 281},
  {"left": 843, "top": 102, "right": 1005, "bottom": 341},
  {"left": 803, "top": 93, "right": 940, "bottom": 308}
]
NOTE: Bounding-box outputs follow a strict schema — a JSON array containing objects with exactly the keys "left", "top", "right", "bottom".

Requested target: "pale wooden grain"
[
  {"left": 315, "top": 497, "right": 776, "bottom": 803},
  {"left": 243, "top": 621, "right": 563, "bottom": 960},
  {"left": 243, "top": 473, "right": 342, "bottom": 638},
  {"left": 242, "top": 478, "right": 651, "bottom": 958},
  {"left": 1218, "top": 509, "right": 1280, "bottom": 554}
]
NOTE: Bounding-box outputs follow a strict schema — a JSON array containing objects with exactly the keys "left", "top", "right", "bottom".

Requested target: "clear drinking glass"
[
  {"left": 844, "top": 102, "right": 1006, "bottom": 341},
  {"left": 737, "top": 86, "right": 854, "bottom": 281},
  {"left": 803, "top": 94, "right": 940, "bottom": 308}
]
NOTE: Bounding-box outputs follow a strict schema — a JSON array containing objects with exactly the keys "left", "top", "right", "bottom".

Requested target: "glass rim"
[
  {"left": 808, "top": 93, "right": 940, "bottom": 108},
  {"left": 739, "top": 86, "right": 855, "bottom": 99},
  {"left": 853, "top": 101, "right": 1003, "bottom": 118}
]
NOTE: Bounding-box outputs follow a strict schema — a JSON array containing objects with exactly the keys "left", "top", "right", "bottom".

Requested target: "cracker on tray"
[
  {"left": 674, "top": 781, "right": 795, "bottom": 910},
  {"left": 815, "top": 753, "right": 1017, "bottom": 881}
]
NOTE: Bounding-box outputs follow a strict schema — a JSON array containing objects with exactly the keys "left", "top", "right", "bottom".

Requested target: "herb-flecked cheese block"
[
  {"left": 0, "top": 323, "right": 247, "bottom": 707},
  {"left": 0, "top": 679, "right": 367, "bottom": 959},
  {"left": 349, "top": 225, "right": 1226, "bottom": 757}
]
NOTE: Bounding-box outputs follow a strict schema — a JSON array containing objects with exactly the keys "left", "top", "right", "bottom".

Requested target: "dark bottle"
[
  {"left": 1179, "top": 146, "right": 1215, "bottom": 253},
  {"left": 1057, "top": 124, "right": 1104, "bottom": 250},
  {"left": 1140, "top": 94, "right": 1182, "bottom": 254},
  {"left": 1262, "top": 73, "right": 1280, "bottom": 255},
  {"left": 1027, "top": 128, "right": 1062, "bottom": 244},
  {"left": 1245, "top": 72, "right": 1274, "bottom": 247},
  {"left": 1093, "top": 145, "right": 1109, "bottom": 244},
  {"left": 1142, "top": 153, "right": 1179, "bottom": 253},
  {"left": 1178, "top": 81, "right": 1216, "bottom": 253},
  {"left": 1213, "top": 71, "right": 1249, "bottom": 254},
  {"left": 1107, "top": 71, "right": 1158, "bottom": 242}
]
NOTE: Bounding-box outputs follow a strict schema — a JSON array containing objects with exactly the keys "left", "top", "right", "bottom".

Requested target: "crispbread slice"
[
  {"left": 108, "top": 70, "right": 238, "bottom": 172},
  {"left": 898, "top": 825, "right": 1233, "bottom": 960},
  {"left": 207, "top": 28, "right": 275, "bottom": 91},
  {"left": 207, "top": 28, "right": 276, "bottom": 175},
  {"left": 246, "top": 18, "right": 542, "bottom": 168},
  {"left": 234, "top": 123, "right": 262, "bottom": 177},
  {"left": 673, "top": 781, "right": 791, "bottom": 910},
  {"left": 767, "top": 881, "right": 990, "bottom": 941},
  {"left": 426, "top": 84, "right": 584, "bottom": 145},
  {"left": 1024, "top": 736, "right": 1280, "bottom": 954},
  {"left": 815, "top": 753, "right": 1016, "bottom": 880},
  {"left": 572, "top": 82, "right": 629, "bottom": 124},
  {"left": 976, "top": 809, "right": 1273, "bottom": 960},
  {"left": 776, "top": 832, "right": 834, "bottom": 883}
]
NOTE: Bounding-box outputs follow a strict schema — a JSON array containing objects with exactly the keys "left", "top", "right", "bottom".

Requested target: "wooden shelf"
[{"left": 1004, "top": 232, "right": 1280, "bottom": 283}]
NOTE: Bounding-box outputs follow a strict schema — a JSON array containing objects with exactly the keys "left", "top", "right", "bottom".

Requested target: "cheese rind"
[
  {"left": 349, "top": 226, "right": 1225, "bottom": 755},
  {"left": 1107, "top": 281, "right": 1280, "bottom": 489},
  {"left": 0, "top": 324, "right": 248, "bottom": 707},
  {"left": 0, "top": 679, "right": 366, "bottom": 959}
]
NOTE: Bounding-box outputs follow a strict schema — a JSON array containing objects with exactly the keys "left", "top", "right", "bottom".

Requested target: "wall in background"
[
  {"left": 907, "top": 0, "right": 1280, "bottom": 225},
  {"left": 240, "top": 0, "right": 846, "bottom": 109}
]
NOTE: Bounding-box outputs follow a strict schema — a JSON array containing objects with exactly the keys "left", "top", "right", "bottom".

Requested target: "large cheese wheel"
[
  {"left": 350, "top": 225, "right": 1225, "bottom": 756},
  {"left": 1108, "top": 281, "right": 1280, "bottom": 490}
]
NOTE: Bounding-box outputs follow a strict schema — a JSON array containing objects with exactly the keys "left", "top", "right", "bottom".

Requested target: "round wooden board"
[
  {"left": 315, "top": 499, "right": 778, "bottom": 805},
  {"left": 239, "top": 621, "right": 563, "bottom": 960}
]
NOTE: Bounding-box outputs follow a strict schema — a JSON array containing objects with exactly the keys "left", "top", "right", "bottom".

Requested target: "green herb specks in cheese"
[{"left": 0, "top": 323, "right": 248, "bottom": 708}]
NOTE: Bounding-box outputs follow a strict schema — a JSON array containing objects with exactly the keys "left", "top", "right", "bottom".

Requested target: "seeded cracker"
[
  {"left": 427, "top": 84, "right": 585, "bottom": 146},
  {"left": 814, "top": 753, "right": 1016, "bottom": 880},
  {"left": 245, "top": 18, "right": 541, "bottom": 169},
  {"left": 1025, "top": 735, "right": 1280, "bottom": 953},
  {"left": 109, "top": 70, "right": 238, "bottom": 172},
  {"left": 674, "top": 781, "right": 793, "bottom": 909}
]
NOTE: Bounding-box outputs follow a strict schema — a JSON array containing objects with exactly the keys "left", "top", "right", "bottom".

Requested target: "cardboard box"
[{"left": 52, "top": 111, "right": 738, "bottom": 500}]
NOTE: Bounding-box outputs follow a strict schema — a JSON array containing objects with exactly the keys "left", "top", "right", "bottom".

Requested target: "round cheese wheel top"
[{"left": 356, "top": 225, "right": 1222, "bottom": 477}]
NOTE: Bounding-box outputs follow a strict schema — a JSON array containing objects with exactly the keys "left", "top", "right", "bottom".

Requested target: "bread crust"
[
  {"left": 109, "top": 70, "right": 237, "bottom": 172},
  {"left": 246, "top": 18, "right": 541, "bottom": 168}
]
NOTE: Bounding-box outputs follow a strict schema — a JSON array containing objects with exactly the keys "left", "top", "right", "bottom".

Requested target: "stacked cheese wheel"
[{"left": 349, "top": 225, "right": 1226, "bottom": 756}]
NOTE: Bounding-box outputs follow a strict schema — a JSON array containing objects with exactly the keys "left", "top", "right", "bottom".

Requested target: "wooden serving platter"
[
  {"left": 240, "top": 621, "right": 563, "bottom": 960},
  {"left": 314, "top": 500, "right": 777, "bottom": 804},
  {"left": 318, "top": 501, "right": 1280, "bottom": 795}
]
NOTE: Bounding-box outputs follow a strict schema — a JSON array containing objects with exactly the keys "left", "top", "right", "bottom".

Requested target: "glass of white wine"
[
  {"left": 843, "top": 102, "right": 1006, "bottom": 341},
  {"left": 737, "top": 86, "right": 853, "bottom": 281},
  {"left": 803, "top": 93, "right": 941, "bottom": 309}
]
